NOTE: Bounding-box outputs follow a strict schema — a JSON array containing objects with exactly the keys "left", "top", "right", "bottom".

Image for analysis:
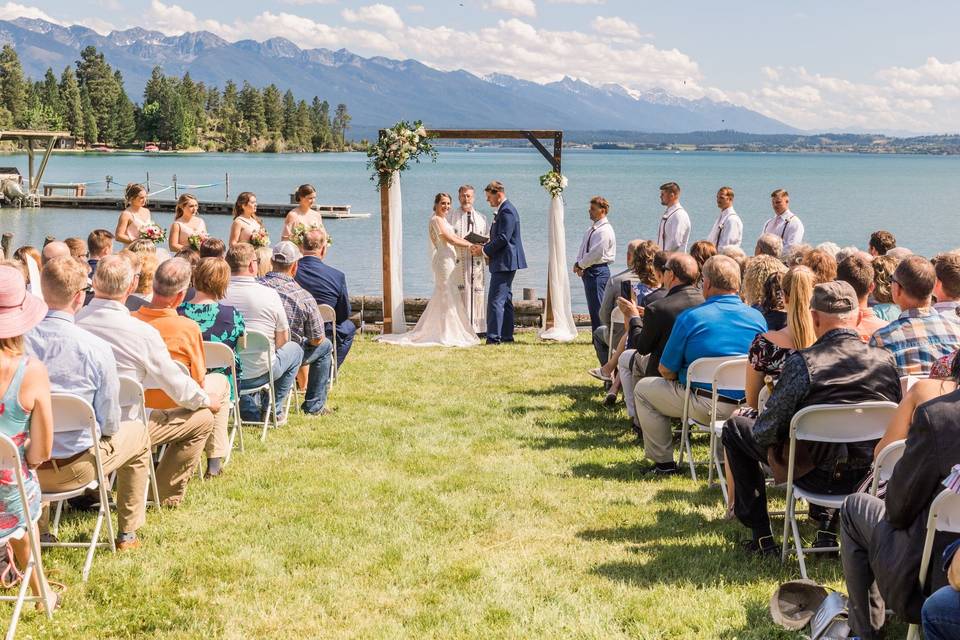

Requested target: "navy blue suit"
[
  {"left": 294, "top": 256, "right": 355, "bottom": 366},
  {"left": 482, "top": 199, "right": 527, "bottom": 343}
]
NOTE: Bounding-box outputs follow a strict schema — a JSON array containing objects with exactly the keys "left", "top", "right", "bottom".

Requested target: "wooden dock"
[{"left": 36, "top": 195, "right": 370, "bottom": 219}]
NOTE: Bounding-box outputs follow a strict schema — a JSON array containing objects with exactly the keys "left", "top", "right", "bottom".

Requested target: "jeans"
[
  {"left": 328, "top": 320, "right": 356, "bottom": 368},
  {"left": 582, "top": 263, "right": 610, "bottom": 333},
  {"left": 239, "top": 341, "right": 303, "bottom": 420},
  {"left": 301, "top": 340, "right": 333, "bottom": 414},
  {"left": 922, "top": 586, "right": 960, "bottom": 640}
]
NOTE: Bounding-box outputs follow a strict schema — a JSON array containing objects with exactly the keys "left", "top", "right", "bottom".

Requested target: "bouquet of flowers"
[
  {"left": 139, "top": 222, "right": 166, "bottom": 245},
  {"left": 248, "top": 228, "right": 271, "bottom": 248},
  {"left": 291, "top": 223, "right": 331, "bottom": 247},
  {"left": 539, "top": 170, "right": 568, "bottom": 198},
  {"left": 188, "top": 232, "right": 209, "bottom": 251},
  {"left": 366, "top": 120, "right": 437, "bottom": 189}
]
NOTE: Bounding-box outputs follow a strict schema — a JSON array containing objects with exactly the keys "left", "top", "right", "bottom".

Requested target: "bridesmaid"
[
  {"left": 168, "top": 194, "right": 207, "bottom": 252},
  {"left": 114, "top": 183, "right": 152, "bottom": 245},
  {"left": 228, "top": 192, "right": 265, "bottom": 246},
  {"left": 281, "top": 183, "right": 325, "bottom": 241}
]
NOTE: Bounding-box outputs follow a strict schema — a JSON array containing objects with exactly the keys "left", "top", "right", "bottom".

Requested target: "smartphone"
[{"left": 620, "top": 281, "right": 636, "bottom": 303}]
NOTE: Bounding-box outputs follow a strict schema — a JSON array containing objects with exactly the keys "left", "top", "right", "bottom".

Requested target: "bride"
[{"left": 379, "top": 193, "right": 481, "bottom": 347}]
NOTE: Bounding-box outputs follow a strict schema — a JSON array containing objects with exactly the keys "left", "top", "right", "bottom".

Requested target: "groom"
[{"left": 470, "top": 180, "right": 527, "bottom": 344}]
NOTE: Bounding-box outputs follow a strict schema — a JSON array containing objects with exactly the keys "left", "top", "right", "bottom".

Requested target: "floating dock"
[{"left": 35, "top": 195, "right": 371, "bottom": 219}]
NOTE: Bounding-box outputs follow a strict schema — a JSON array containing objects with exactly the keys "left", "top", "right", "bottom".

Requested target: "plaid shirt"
[
  {"left": 258, "top": 272, "right": 324, "bottom": 346},
  {"left": 869, "top": 307, "right": 960, "bottom": 376}
]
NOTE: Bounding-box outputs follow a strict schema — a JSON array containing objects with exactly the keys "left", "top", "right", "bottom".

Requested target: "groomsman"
[
  {"left": 574, "top": 196, "right": 616, "bottom": 333},
  {"left": 448, "top": 184, "right": 488, "bottom": 334},
  {"left": 760, "top": 188, "right": 804, "bottom": 252},
  {"left": 707, "top": 186, "right": 742, "bottom": 251},
  {"left": 656, "top": 182, "right": 690, "bottom": 253}
]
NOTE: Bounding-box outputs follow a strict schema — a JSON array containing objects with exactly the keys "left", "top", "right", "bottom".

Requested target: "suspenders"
[{"left": 658, "top": 207, "right": 683, "bottom": 249}]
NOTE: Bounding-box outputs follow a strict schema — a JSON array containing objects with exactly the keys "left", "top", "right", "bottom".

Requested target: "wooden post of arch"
[{"left": 379, "top": 128, "right": 563, "bottom": 333}]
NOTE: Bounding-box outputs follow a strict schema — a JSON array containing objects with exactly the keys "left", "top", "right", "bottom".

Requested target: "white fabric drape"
[
  {"left": 25, "top": 255, "right": 41, "bottom": 297},
  {"left": 386, "top": 171, "right": 406, "bottom": 334},
  {"left": 539, "top": 195, "right": 578, "bottom": 342}
]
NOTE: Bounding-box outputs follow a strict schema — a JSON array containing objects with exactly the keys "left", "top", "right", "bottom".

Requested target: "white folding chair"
[
  {"left": 900, "top": 375, "right": 920, "bottom": 396},
  {"left": 317, "top": 303, "right": 338, "bottom": 384},
  {"left": 202, "top": 341, "right": 244, "bottom": 463},
  {"left": 781, "top": 401, "right": 897, "bottom": 579},
  {"left": 42, "top": 393, "right": 116, "bottom": 582},
  {"left": 237, "top": 330, "right": 277, "bottom": 442},
  {"left": 676, "top": 355, "right": 748, "bottom": 492},
  {"left": 116, "top": 375, "right": 162, "bottom": 512},
  {"left": 907, "top": 489, "right": 960, "bottom": 640},
  {"left": 870, "top": 439, "right": 906, "bottom": 496},
  {"left": 0, "top": 433, "right": 54, "bottom": 637}
]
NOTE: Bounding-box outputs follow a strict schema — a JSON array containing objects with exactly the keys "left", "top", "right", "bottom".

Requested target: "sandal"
[{"left": 37, "top": 580, "right": 65, "bottom": 613}]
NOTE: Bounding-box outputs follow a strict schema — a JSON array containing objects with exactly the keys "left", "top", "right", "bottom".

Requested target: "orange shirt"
[
  {"left": 132, "top": 306, "right": 206, "bottom": 409},
  {"left": 857, "top": 306, "right": 890, "bottom": 342}
]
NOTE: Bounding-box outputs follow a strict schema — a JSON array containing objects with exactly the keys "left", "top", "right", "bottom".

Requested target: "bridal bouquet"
[
  {"left": 367, "top": 120, "right": 437, "bottom": 188},
  {"left": 139, "top": 222, "right": 166, "bottom": 245},
  {"left": 188, "top": 232, "right": 209, "bottom": 251},
  {"left": 290, "top": 222, "right": 321, "bottom": 247},
  {"left": 248, "top": 228, "right": 271, "bottom": 248},
  {"left": 539, "top": 170, "right": 568, "bottom": 198}
]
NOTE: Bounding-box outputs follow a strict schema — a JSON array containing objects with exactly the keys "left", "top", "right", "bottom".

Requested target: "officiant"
[{"left": 449, "top": 184, "right": 489, "bottom": 334}]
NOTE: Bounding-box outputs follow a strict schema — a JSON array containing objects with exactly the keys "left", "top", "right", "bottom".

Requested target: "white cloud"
[
  {"left": 547, "top": 0, "right": 604, "bottom": 4},
  {"left": 0, "top": 2, "right": 64, "bottom": 24},
  {"left": 341, "top": 3, "right": 404, "bottom": 31},
  {"left": 75, "top": 17, "right": 119, "bottom": 34},
  {"left": 281, "top": 0, "right": 337, "bottom": 4},
  {"left": 591, "top": 16, "right": 644, "bottom": 40},
  {"left": 406, "top": 4, "right": 425, "bottom": 11},
  {"left": 146, "top": 0, "right": 237, "bottom": 37},
  {"left": 484, "top": 0, "right": 536, "bottom": 18}
]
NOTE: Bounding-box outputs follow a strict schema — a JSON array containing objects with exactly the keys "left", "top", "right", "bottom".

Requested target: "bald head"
[
  {"left": 42, "top": 241, "right": 71, "bottom": 265},
  {"left": 152, "top": 258, "right": 193, "bottom": 298},
  {"left": 667, "top": 253, "right": 699, "bottom": 285}
]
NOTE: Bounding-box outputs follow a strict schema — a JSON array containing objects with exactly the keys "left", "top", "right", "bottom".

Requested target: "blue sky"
[{"left": 4, "top": 0, "right": 959, "bottom": 132}]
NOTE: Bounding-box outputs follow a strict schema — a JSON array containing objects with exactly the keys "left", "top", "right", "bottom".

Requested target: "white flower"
[{"left": 415, "top": 126, "right": 427, "bottom": 137}]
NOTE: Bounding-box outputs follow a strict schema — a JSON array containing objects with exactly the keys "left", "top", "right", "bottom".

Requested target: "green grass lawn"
[{"left": 17, "top": 332, "right": 863, "bottom": 639}]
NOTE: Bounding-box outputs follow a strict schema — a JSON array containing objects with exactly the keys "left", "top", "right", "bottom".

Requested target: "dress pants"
[
  {"left": 37, "top": 420, "right": 151, "bottom": 533},
  {"left": 617, "top": 350, "right": 648, "bottom": 419},
  {"left": 147, "top": 407, "right": 215, "bottom": 506},
  {"left": 239, "top": 341, "right": 304, "bottom": 420},
  {"left": 582, "top": 263, "right": 610, "bottom": 333},
  {"left": 487, "top": 270, "right": 516, "bottom": 343},
  {"left": 328, "top": 319, "right": 356, "bottom": 367},
  {"left": 301, "top": 339, "right": 334, "bottom": 414},
  {"left": 592, "top": 326, "right": 609, "bottom": 365},
  {"left": 839, "top": 493, "right": 888, "bottom": 640},
  {"left": 204, "top": 373, "right": 231, "bottom": 459}
]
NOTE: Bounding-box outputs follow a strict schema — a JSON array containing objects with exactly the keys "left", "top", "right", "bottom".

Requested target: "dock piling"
[
  {"left": 225, "top": 173, "right": 230, "bottom": 201},
  {"left": 172, "top": 174, "right": 178, "bottom": 198}
]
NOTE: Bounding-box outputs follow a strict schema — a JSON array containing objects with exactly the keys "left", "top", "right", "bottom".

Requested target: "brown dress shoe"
[{"left": 116, "top": 537, "right": 141, "bottom": 552}]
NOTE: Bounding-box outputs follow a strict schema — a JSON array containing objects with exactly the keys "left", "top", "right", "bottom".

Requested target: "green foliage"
[
  {"left": 59, "top": 66, "right": 83, "bottom": 138},
  {"left": 0, "top": 44, "right": 28, "bottom": 127},
  {"left": 76, "top": 46, "right": 120, "bottom": 143},
  {"left": 80, "top": 86, "right": 98, "bottom": 144}
]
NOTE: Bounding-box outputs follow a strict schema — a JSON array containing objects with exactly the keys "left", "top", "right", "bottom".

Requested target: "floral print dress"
[
  {"left": 0, "top": 356, "right": 42, "bottom": 537},
  {"left": 178, "top": 302, "right": 246, "bottom": 399}
]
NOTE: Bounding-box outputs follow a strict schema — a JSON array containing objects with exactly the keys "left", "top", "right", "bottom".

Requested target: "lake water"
[{"left": 1, "top": 148, "right": 958, "bottom": 312}]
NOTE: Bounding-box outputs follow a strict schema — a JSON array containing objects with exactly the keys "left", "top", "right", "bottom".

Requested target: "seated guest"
[
  {"left": 840, "top": 384, "right": 960, "bottom": 639},
  {"left": 932, "top": 252, "right": 960, "bottom": 315},
  {"left": 132, "top": 259, "right": 230, "bottom": 478},
  {"left": 199, "top": 237, "right": 226, "bottom": 259},
  {"left": 223, "top": 243, "right": 303, "bottom": 422},
  {"left": 294, "top": 228, "right": 355, "bottom": 367},
  {"left": 64, "top": 237, "right": 90, "bottom": 274},
  {"left": 258, "top": 242, "right": 334, "bottom": 415},
  {"left": 743, "top": 255, "right": 787, "bottom": 330},
  {"left": 870, "top": 254, "right": 902, "bottom": 320},
  {"left": 25, "top": 257, "right": 151, "bottom": 549},
  {"left": 802, "top": 248, "right": 838, "bottom": 283},
  {"left": 173, "top": 248, "right": 199, "bottom": 302},
  {"left": 617, "top": 254, "right": 702, "bottom": 426},
  {"left": 77, "top": 255, "right": 219, "bottom": 506},
  {"left": 592, "top": 239, "right": 641, "bottom": 366},
  {"left": 721, "top": 245, "right": 748, "bottom": 281},
  {"left": 0, "top": 265, "right": 58, "bottom": 610},
  {"left": 689, "top": 240, "right": 717, "bottom": 276},
  {"left": 38, "top": 242, "right": 68, "bottom": 265},
  {"left": 782, "top": 243, "right": 812, "bottom": 267},
  {"left": 86, "top": 229, "right": 114, "bottom": 275},
  {"left": 723, "top": 281, "right": 901, "bottom": 555},
  {"left": 754, "top": 233, "right": 783, "bottom": 258},
  {"left": 837, "top": 254, "right": 889, "bottom": 340},
  {"left": 125, "top": 250, "right": 157, "bottom": 313},
  {"left": 816, "top": 241, "right": 841, "bottom": 259},
  {"left": 868, "top": 229, "right": 896, "bottom": 257},
  {"left": 634, "top": 255, "right": 766, "bottom": 475},
  {"left": 888, "top": 246, "right": 913, "bottom": 260},
  {"left": 922, "top": 541, "right": 960, "bottom": 640},
  {"left": 870, "top": 255, "right": 960, "bottom": 376}
]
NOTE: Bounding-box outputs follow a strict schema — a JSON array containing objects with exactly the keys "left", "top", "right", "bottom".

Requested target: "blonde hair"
[
  {"left": 742, "top": 255, "right": 787, "bottom": 306},
  {"left": 255, "top": 247, "right": 272, "bottom": 277},
  {"left": 174, "top": 194, "right": 198, "bottom": 220},
  {"left": 782, "top": 266, "right": 817, "bottom": 350},
  {"left": 41, "top": 256, "right": 88, "bottom": 307},
  {"left": 136, "top": 252, "right": 158, "bottom": 295}
]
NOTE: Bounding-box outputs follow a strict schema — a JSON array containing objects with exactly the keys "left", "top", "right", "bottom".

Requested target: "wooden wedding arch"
[{"left": 378, "top": 128, "right": 563, "bottom": 334}]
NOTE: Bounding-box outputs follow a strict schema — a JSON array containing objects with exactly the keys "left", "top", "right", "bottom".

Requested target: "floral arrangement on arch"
[
  {"left": 367, "top": 120, "right": 437, "bottom": 188},
  {"left": 539, "top": 170, "right": 568, "bottom": 198},
  {"left": 188, "top": 232, "right": 209, "bottom": 251},
  {"left": 138, "top": 222, "right": 166, "bottom": 245}
]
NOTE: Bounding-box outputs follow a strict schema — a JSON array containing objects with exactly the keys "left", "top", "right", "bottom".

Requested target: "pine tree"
[
  {"left": 80, "top": 86, "right": 98, "bottom": 144},
  {"left": 0, "top": 45, "right": 28, "bottom": 127},
  {"left": 59, "top": 66, "right": 84, "bottom": 139},
  {"left": 310, "top": 97, "right": 332, "bottom": 150},
  {"left": 295, "top": 100, "right": 312, "bottom": 151},
  {"left": 111, "top": 70, "right": 136, "bottom": 146},
  {"left": 75, "top": 46, "right": 119, "bottom": 143},
  {"left": 41, "top": 68, "right": 63, "bottom": 119},
  {"left": 332, "top": 103, "right": 351, "bottom": 149},
  {"left": 262, "top": 83, "right": 283, "bottom": 134},
  {"left": 238, "top": 81, "right": 266, "bottom": 144},
  {"left": 281, "top": 89, "right": 297, "bottom": 143}
]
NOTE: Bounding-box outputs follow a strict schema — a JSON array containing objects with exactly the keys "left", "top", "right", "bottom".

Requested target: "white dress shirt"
[
  {"left": 708, "top": 207, "right": 743, "bottom": 250},
  {"left": 761, "top": 210, "right": 804, "bottom": 251},
  {"left": 76, "top": 298, "right": 209, "bottom": 412},
  {"left": 657, "top": 203, "right": 691, "bottom": 253},
  {"left": 223, "top": 276, "right": 289, "bottom": 378},
  {"left": 576, "top": 218, "right": 616, "bottom": 268}
]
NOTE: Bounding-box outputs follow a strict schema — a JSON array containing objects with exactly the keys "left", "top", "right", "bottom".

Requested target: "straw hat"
[{"left": 0, "top": 265, "right": 47, "bottom": 339}]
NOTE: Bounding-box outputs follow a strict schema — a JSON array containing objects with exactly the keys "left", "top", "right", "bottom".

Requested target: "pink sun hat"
[{"left": 0, "top": 265, "right": 47, "bottom": 339}]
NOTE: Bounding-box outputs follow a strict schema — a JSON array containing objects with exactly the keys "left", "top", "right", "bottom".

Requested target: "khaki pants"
[
  {"left": 148, "top": 405, "right": 215, "bottom": 506},
  {"left": 37, "top": 420, "right": 151, "bottom": 534},
  {"left": 205, "top": 373, "right": 230, "bottom": 459},
  {"left": 633, "top": 377, "right": 738, "bottom": 464}
]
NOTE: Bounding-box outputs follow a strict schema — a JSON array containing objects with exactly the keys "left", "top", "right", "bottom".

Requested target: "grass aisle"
[{"left": 20, "top": 333, "right": 850, "bottom": 639}]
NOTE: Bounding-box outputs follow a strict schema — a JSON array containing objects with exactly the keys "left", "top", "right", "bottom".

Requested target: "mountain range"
[{"left": 0, "top": 17, "right": 798, "bottom": 135}]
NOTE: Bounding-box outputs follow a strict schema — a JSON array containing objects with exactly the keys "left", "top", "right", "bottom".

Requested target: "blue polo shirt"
[{"left": 660, "top": 294, "right": 767, "bottom": 395}]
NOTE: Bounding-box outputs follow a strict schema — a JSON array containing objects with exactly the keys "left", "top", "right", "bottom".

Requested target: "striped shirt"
[{"left": 868, "top": 307, "right": 960, "bottom": 376}]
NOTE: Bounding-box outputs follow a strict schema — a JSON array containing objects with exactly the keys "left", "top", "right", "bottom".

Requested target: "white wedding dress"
[{"left": 378, "top": 216, "right": 480, "bottom": 347}]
